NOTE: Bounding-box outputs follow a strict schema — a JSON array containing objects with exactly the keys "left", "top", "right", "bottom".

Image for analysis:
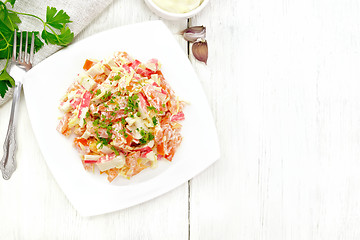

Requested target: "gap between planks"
[{"left": 187, "top": 17, "right": 191, "bottom": 240}]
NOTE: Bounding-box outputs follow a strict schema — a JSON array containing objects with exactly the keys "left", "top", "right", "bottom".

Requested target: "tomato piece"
[
  {"left": 157, "top": 142, "right": 165, "bottom": 156},
  {"left": 125, "top": 134, "right": 133, "bottom": 145},
  {"left": 83, "top": 59, "right": 95, "bottom": 71}
]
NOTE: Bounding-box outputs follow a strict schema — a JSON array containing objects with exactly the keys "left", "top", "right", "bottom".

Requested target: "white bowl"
[{"left": 144, "top": 0, "right": 209, "bottom": 20}]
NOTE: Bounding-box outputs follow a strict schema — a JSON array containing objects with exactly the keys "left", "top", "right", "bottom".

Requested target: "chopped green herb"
[
  {"left": 86, "top": 111, "right": 90, "bottom": 118},
  {"left": 101, "top": 91, "right": 111, "bottom": 100},
  {"left": 93, "top": 119, "right": 99, "bottom": 126},
  {"left": 121, "top": 118, "right": 126, "bottom": 125},
  {"left": 137, "top": 112, "right": 141, "bottom": 117},
  {"left": 96, "top": 89, "right": 101, "bottom": 95},
  {"left": 152, "top": 116, "right": 158, "bottom": 126},
  {"left": 97, "top": 137, "right": 110, "bottom": 147},
  {"left": 126, "top": 94, "right": 139, "bottom": 113},
  {"left": 110, "top": 146, "right": 120, "bottom": 155},
  {"left": 139, "top": 129, "right": 154, "bottom": 145},
  {"left": 147, "top": 106, "right": 156, "bottom": 111}
]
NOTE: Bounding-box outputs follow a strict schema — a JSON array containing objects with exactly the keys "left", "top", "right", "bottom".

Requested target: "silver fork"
[{"left": 0, "top": 30, "right": 35, "bottom": 180}]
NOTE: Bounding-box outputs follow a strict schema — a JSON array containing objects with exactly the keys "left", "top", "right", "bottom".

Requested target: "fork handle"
[{"left": 0, "top": 82, "right": 22, "bottom": 180}]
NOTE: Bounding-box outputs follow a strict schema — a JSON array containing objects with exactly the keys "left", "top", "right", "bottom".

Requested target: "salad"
[{"left": 57, "top": 52, "right": 185, "bottom": 182}]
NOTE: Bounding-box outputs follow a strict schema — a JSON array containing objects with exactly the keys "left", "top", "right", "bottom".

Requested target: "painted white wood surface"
[
  {"left": 2, "top": 0, "right": 360, "bottom": 239},
  {"left": 0, "top": 1, "right": 188, "bottom": 239},
  {"left": 190, "top": 0, "right": 360, "bottom": 239}
]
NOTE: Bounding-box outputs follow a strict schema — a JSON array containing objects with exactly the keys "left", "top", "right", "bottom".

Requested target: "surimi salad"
[{"left": 57, "top": 52, "right": 185, "bottom": 182}]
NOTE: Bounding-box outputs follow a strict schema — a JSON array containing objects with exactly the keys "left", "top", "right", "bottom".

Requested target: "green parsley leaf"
[
  {"left": 4, "top": 0, "right": 16, "bottom": 8},
  {"left": 0, "top": 70, "right": 14, "bottom": 97},
  {"left": 0, "top": 6, "right": 20, "bottom": 31},
  {"left": 45, "top": 6, "right": 71, "bottom": 30},
  {"left": 0, "top": 78, "right": 12, "bottom": 98},
  {"left": 0, "top": 18, "right": 13, "bottom": 59},
  {"left": 41, "top": 25, "right": 74, "bottom": 46},
  {"left": 95, "top": 89, "right": 101, "bottom": 95},
  {"left": 0, "top": 3, "right": 73, "bottom": 97}
]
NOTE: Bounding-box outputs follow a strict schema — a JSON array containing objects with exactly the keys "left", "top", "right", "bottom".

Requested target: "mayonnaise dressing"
[{"left": 152, "top": 0, "right": 203, "bottom": 14}]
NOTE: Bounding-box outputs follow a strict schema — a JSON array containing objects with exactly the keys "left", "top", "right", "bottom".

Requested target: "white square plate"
[{"left": 23, "top": 21, "right": 220, "bottom": 216}]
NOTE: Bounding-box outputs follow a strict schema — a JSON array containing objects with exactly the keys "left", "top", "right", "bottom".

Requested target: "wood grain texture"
[
  {"left": 0, "top": 1, "right": 189, "bottom": 239},
  {"left": 2, "top": 0, "right": 360, "bottom": 239},
  {"left": 190, "top": 0, "right": 360, "bottom": 239}
]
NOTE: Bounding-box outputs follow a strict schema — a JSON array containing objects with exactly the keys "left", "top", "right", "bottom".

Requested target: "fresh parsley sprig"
[{"left": 0, "top": 0, "right": 74, "bottom": 98}]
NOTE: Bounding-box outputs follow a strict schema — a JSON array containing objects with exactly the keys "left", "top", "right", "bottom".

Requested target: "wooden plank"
[
  {"left": 0, "top": 0, "right": 189, "bottom": 239},
  {"left": 190, "top": 0, "right": 360, "bottom": 239}
]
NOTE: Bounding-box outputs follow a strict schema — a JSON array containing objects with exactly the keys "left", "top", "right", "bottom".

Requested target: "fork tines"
[{"left": 12, "top": 30, "right": 35, "bottom": 69}]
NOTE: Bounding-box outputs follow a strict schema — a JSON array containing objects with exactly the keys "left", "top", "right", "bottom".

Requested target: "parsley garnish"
[
  {"left": 152, "top": 116, "right": 158, "bottom": 126},
  {"left": 101, "top": 91, "right": 111, "bottom": 100},
  {"left": 110, "top": 146, "right": 119, "bottom": 156},
  {"left": 147, "top": 105, "right": 158, "bottom": 113},
  {"left": 113, "top": 74, "right": 121, "bottom": 80},
  {"left": 121, "top": 118, "right": 126, "bottom": 125},
  {"left": 139, "top": 129, "right": 154, "bottom": 145},
  {"left": 0, "top": 2, "right": 74, "bottom": 97},
  {"left": 95, "top": 89, "right": 101, "bottom": 95}
]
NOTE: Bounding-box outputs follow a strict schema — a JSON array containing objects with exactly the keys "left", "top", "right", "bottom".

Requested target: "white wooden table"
[{"left": 2, "top": 0, "right": 360, "bottom": 239}]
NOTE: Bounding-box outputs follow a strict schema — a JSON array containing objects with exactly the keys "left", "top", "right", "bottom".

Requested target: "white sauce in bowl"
[{"left": 152, "top": 0, "right": 204, "bottom": 13}]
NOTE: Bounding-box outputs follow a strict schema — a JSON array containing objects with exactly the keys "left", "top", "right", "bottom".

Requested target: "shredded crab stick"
[{"left": 57, "top": 51, "right": 185, "bottom": 182}]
